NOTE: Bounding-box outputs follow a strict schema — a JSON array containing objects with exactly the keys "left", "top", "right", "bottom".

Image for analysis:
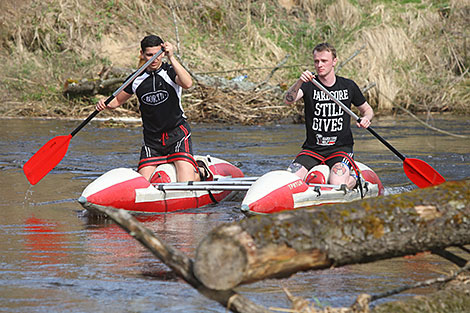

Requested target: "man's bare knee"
[
  {"left": 174, "top": 160, "right": 199, "bottom": 182},
  {"left": 329, "top": 162, "right": 350, "bottom": 185},
  {"left": 139, "top": 166, "right": 156, "bottom": 181}
]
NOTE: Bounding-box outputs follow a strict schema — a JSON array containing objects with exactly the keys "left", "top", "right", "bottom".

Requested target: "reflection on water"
[
  {"left": 0, "top": 116, "right": 469, "bottom": 312},
  {"left": 24, "top": 216, "right": 70, "bottom": 266}
]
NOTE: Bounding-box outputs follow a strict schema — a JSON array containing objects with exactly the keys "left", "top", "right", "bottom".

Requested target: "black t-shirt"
[
  {"left": 300, "top": 75, "right": 366, "bottom": 152},
  {"left": 124, "top": 62, "right": 186, "bottom": 145}
]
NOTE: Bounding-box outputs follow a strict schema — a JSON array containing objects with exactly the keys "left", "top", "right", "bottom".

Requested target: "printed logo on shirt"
[
  {"left": 141, "top": 90, "right": 169, "bottom": 106},
  {"left": 316, "top": 134, "right": 337, "bottom": 146}
]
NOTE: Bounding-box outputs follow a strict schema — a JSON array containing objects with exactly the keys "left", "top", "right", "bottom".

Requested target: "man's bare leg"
[
  {"left": 174, "top": 160, "right": 200, "bottom": 182},
  {"left": 288, "top": 163, "right": 308, "bottom": 180},
  {"left": 139, "top": 165, "right": 157, "bottom": 181}
]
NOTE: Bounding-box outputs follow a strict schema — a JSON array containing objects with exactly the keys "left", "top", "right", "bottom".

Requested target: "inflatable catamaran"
[
  {"left": 240, "top": 162, "right": 384, "bottom": 215},
  {"left": 78, "top": 155, "right": 246, "bottom": 214}
]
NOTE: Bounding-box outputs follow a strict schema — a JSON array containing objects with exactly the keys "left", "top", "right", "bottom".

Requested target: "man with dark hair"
[
  {"left": 140, "top": 34, "right": 163, "bottom": 51},
  {"left": 284, "top": 42, "right": 374, "bottom": 189},
  {"left": 96, "top": 35, "right": 201, "bottom": 182}
]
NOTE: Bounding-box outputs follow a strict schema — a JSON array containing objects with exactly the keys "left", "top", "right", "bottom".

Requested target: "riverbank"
[{"left": 1, "top": 0, "right": 469, "bottom": 122}]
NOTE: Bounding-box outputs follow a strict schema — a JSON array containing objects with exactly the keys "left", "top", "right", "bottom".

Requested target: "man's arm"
[
  {"left": 170, "top": 55, "right": 193, "bottom": 89},
  {"left": 356, "top": 101, "right": 374, "bottom": 128},
  {"left": 96, "top": 91, "right": 133, "bottom": 111},
  {"left": 284, "top": 79, "right": 304, "bottom": 104},
  {"left": 162, "top": 42, "right": 192, "bottom": 89},
  {"left": 284, "top": 70, "right": 315, "bottom": 104}
]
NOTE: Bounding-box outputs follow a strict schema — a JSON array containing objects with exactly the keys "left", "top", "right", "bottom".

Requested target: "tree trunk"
[
  {"left": 193, "top": 179, "right": 470, "bottom": 290},
  {"left": 64, "top": 77, "right": 126, "bottom": 97}
]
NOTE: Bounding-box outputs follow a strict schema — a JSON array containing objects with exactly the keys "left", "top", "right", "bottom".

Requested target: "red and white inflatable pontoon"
[
  {"left": 78, "top": 155, "right": 245, "bottom": 214},
  {"left": 241, "top": 162, "right": 384, "bottom": 215}
]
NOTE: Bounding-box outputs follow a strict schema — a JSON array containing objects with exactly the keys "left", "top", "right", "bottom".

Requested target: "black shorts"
[
  {"left": 293, "top": 146, "right": 354, "bottom": 171},
  {"left": 138, "top": 121, "right": 197, "bottom": 171}
]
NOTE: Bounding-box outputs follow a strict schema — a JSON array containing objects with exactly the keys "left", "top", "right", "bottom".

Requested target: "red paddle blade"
[
  {"left": 403, "top": 158, "right": 445, "bottom": 188},
  {"left": 23, "top": 135, "right": 72, "bottom": 185}
]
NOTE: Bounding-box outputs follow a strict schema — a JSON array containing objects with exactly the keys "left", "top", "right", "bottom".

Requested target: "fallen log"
[
  {"left": 62, "top": 68, "right": 277, "bottom": 98},
  {"left": 193, "top": 179, "right": 470, "bottom": 290},
  {"left": 64, "top": 77, "right": 127, "bottom": 97},
  {"left": 63, "top": 66, "right": 132, "bottom": 97}
]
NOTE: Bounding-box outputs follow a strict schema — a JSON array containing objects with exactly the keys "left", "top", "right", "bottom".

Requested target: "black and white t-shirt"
[
  {"left": 300, "top": 75, "right": 366, "bottom": 152},
  {"left": 124, "top": 62, "right": 186, "bottom": 146}
]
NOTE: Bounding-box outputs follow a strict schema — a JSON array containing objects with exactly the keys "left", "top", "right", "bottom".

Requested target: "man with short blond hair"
[{"left": 284, "top": 42, "right": 374, "bottom": 189}]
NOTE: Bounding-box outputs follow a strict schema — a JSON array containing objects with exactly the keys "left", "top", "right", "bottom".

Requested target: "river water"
[{"left": 1, "top": 115, "right": 469, "bottom": 312}]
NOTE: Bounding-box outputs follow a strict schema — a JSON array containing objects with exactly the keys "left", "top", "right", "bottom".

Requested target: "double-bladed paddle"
[
  {"left": 23, "top": 49, "right": 165, "bottom": 185},
  {"left": 309, "top": 77, "right": 445, "bottom": 188}
]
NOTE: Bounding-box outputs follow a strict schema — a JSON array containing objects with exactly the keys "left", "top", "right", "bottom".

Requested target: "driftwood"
[
  {"left": 62, "top": 68, "right": 298, "bottom": 125},
  {"left": 371, "top": 277, "right": 470, "bottom": 313},
  {"left": 279, "top": 274, "right": 470, "bottom": 313},
  {"left": 193, "top": 179, "right": 470, "bottom": 291},
  {"left": 64, "top": 77, "right": 126, "bottom": 97},
  {"left": 62, "top": 66, "right": 283, "bottom": 97}
]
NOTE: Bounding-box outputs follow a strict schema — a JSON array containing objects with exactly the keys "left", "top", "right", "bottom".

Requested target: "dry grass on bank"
[{"left": 0, "top": 0, "right": 469, "bottom": 121}]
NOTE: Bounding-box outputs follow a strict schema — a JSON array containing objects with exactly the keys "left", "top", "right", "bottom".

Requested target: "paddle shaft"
[
  {"left": 70, "top": 48, "right": 164, "bottom": 137},
  {"left": 309, "top": 77, "right": 406, "bottom": 161}
]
